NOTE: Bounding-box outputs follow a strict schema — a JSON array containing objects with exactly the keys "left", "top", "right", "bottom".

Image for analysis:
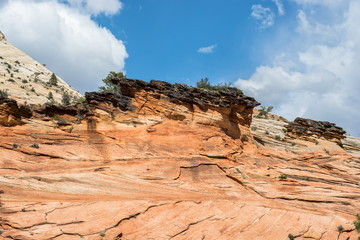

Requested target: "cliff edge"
[{"left": 0, "top": 78, "right": 359, "bottom": 240}]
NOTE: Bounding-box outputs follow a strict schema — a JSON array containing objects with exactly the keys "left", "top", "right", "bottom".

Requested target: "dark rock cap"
[{"left": 110, "top": 78, "right": 260, "bottom": 109}]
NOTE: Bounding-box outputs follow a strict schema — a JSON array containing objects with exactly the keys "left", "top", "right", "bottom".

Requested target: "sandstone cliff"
[
  {"left": 0, "top": 78, "right": 359, "bottom": 240},
  {"left": 0, "top": 31, "right": 81, "bottom": 105}
]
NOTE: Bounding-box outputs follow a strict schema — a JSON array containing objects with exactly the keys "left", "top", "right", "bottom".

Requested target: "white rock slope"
[{"left": 0, "top": 31, "right": 82, "bottom": 104}]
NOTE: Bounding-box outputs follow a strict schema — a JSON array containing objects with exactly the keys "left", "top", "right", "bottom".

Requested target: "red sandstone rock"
[{"left": 0, "top": 79, "right": 359, "bottom": 240}]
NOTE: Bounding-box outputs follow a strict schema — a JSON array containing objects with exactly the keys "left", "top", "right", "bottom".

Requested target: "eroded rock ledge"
[
  {"left": 111, "top": 78, "right": 260, "bottom": 110},
  {"left": 286, "top": 117, "right": 346, "bottom": 145}
]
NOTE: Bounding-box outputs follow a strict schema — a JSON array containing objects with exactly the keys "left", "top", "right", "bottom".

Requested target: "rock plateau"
[{"left": 0, "top": 35, "right": 359, "bottom": 240}]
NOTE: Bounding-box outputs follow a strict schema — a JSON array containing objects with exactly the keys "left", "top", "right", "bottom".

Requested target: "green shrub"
[
  {"left": 12, "top": 143, "right": 19, "bottom": 148},
  {"left": 275, "top": 135, "right": 281, "bottom": 140},
  {"left": 7, "top": 78, "right": 15, "bottom": 83},
  {"left": 288, "top": 234, "right": 294, "bottom": 240},
  {"left": 0, "top": 89, "right": 8, "bottom": 98},
  {"left": 258, "top": 105, "right": 274, "bottom": 118},
  {"left": 61, "top": 92, "right": 71, "bottom": 105},
  {"left": 49, "top": 73, "right": 58, "bottom": 86},
  {"left": 291, "top": 142, "right": 296, "bottom": 146},
  {"left": 100, "top": 232, "right": 106, "bottom": 237},
  {"left": 99, "top": 72, "right": 125, "bottom": 93},
  {"left": 279, "top": 174, "right": 287, "bottom": 180},
  {"left": 265, "top": 130, "right": 269, "bottom": 135},
  {"left": 30, "top": 143, "right": 39, "bottom": 149},
  {"left": 354, "top": 214, "right": 360, "bottom": 233},
  {"left": 47, "top": 92, "right": 54, "bottom": 101},
  {"left": 15, "top": 60, "right": 20, "bottom": 64},
  {"left": 282, "top": 128, "right": 287, "bottom": 133},
  {"left": 196, "top": 77, "right": 211, "bottom": 89},
  {"left": 22, "top": 79, "right": 28, "bottom": 84}
]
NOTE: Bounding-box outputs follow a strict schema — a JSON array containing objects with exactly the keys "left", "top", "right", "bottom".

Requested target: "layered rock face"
[
  {"left": 286, "top": 117, "right": 346, "bottom": 145},
  {"left": 0, "top": 79, "right": 359, "bottom": 240}
]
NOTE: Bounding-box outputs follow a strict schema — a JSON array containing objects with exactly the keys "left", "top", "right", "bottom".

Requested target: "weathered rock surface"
[
  {"left": 0, "top": 79, "right": 359, "bottom": 240},
  {"left": 286, "top": 117, "right": 346, "bottom": 146}
]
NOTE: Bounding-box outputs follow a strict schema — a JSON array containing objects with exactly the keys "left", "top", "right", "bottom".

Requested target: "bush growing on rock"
[
  {"left": 61, "top": 92, "right": 71, "bottom": 105},
  {"left": 0, "top": 89, "right": 8, "bottom": 98},
  {"left": 49, "top": 73, "right": 58, "bottom": 86},
  {"left": 99, "top": 72, "right": 125, "bottom": 93}
]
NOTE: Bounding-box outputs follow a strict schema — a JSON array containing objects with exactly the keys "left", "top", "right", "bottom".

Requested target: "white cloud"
[
  {"left": 197, "top": 44, "right": 217, "bottom": 54},
  {"left": 63, "top": 0, "right": 123, "bottom": 16},
  {"left": 272, "top": 0, "right": 285, "bottom": 15},
  {"left": 0, "top": 0, "right": 127, "bottom": 93},
  {"left": 236, "top": 1, "right": 360, "bottom": 136},
  {"left": 251, "top": 4, "right": 275, "bottom": 28}
]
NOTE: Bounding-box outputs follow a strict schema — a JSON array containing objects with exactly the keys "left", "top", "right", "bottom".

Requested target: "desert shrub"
[
  {"left": 22, "top": 79, "right": 28, "bottom": 84},
  {"left": 196, "top": 77, "right": 211, "bottom": 89},
  {"left": 7, "top": 78, "right": 15, "bottom": 83},
  {"left": 47, "top": 92, "right": 54, "bottom": 101},
  {"left": 288, "top": 234, "right": 294, "bottom": 240},
  {"left": 251, "top": 126, "right": 257, "bottom": 131},
  {"left": 100, "top": 232, "right": 106, "bottom": 237},
  {"left": 49, "top": 73, "right": 58, "bottom": 86},
  {"left": 279, "top": 174, "right": 287, "bottom": 180},
  {"left": 291, "top": 142, "right": 296, "bottom": 146},
  {"left": 282, "top": 128, "right": 288, "bottom": 133},
  {"left": 61, "top": 92, "right": 71, "bottom": 105},
  {"left": 31, "top": 87, "right": 35, "bottom": 92},
  {"left": 12, "top": 143, "right": 19, "bottom": 148},
  {"left": 265, "top": 130, "right": 269, "bottom": 135},
  {"left": 99, "top": 72, "right": 125, "bottom": 93},
  {"left": 15, "top": 60, "right": 20, "bottom": 64},
  {"left": 354, "top": 214, "right": 360, "bottom": 233},
  {"left": 30, "top": 143, "right": 39, "bottom": 149},
  {"left": 275, "top": 135, "right": 281, "bottom": 140},
  {"left": 258, "top": 105, "right": 274, "bottom": 118},
  {"left": 0, "top": 89, "right": 8, "bottom": 98}
]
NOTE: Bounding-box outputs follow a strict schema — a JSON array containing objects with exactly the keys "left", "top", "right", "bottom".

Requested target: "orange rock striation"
[{"left": 0, "top": 79, "right": 359, "bottom": 240}]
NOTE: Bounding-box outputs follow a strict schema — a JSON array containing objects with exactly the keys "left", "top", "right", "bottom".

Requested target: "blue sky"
[{"left": 0, "top": 0, "right": 359, "bottom": 136}]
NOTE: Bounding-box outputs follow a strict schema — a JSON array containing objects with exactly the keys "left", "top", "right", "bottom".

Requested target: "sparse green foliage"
[
  {"left": 100, "top": 232, "right": 106, "bottom": 237},
  {"left": 49, "top": 73, "right": 58, "bottom": 86},
  {"left": 275, "top": 135, "right": 281, "bottom": 140},
  {"left": 0, "top": 230, "right": 3, "bottom": 235},
  {"left": 98, "top": 72, "right": 125, "bottom": 93},
  {"left": 291, "top": 142, "right": 296, "bottom": 146},
  {"left": 0, "top": 89, "right": 8, "bottom": 98},
  {"left": 30, "top": 143, "right": 39, "bottom": 149},
  {"left": 337, "top": 225, "right": 344, "bottom": 233},
  {"left": 61, "top": 92, "right": 71, "bottom": 105},
  {"left": 258, "top": 105, "right": 274, "bottom": 118},
  {"left": 74, "top": 97, "right": 86, "bottom": 103},
  {"left": 288, "top": 234, "right": 294, "bottom": 240},
  {"left": 22, "top": 79, "right": 28, "bottom": 84},
  {"left": 282, "top": 128, "right": 288, "bottom": 133},
  {"left": 251, "top": 126, "right": 257, "bottom": 131},
  {"left": 47, "top": 92, "right": 54, "bottom": 101},
  {"left": 265, "top": 130, "right": 269, "bottom": 135},
  {"left": 31, "top": 87, "right": 35, "bottom": 92},
  {"left": 354, "top": 214, "right": 360, "bottom": 234},
  {"left": 53, "top": 114, "right": 61, "bottom": 120},
  {"left": 7, "top": 78, "right": 15, "bottom": 83},
  {"left": 279, "top": 174, "right": 287, "bottom": 180},
  {"left": 196, "top": 77, "right": 211, "bottom": 89},
  {"left": 15, "top": 60, "right": 20, "bottom": 64},
  {"left": 12, "top": 143, "right": 19, "bottom": 148}
]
